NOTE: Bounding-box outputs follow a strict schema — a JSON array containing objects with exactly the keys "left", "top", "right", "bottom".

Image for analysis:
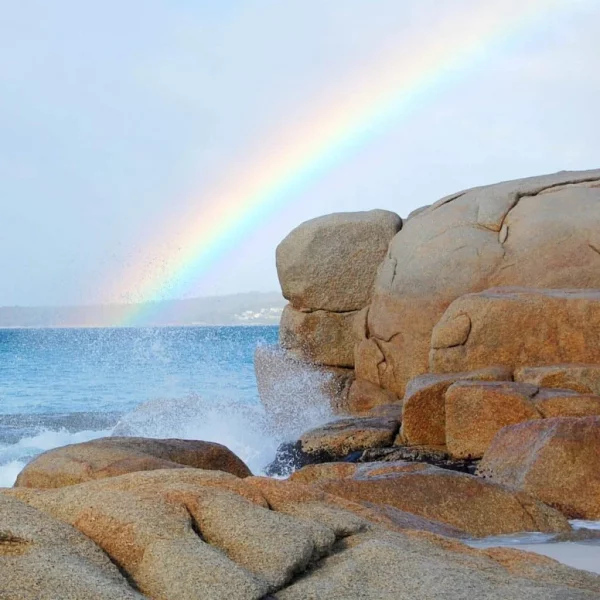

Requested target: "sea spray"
[
  {"left": 0, "top": 427, "right": 111, "bottom": 487},
  {"left": 0, "top": 329, "right": 340, "bottom": 484}
]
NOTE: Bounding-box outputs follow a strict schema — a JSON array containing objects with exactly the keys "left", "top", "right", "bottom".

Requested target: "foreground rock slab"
[
  {"left": 4, "top": 466, "right": 600, "bottom": 599},
  {"left": 276, "top": 533, "right": 600, "bottom": 600},
  {"left": 0, "top": 495, "right": 144, "bottom": 600},
  {"left": 290, "top": 461, "right": 570, "bottom": 538},
  {"left": 478, "top": 416, "right": 600, "bottom": 519},
  {"left": 15, "top": 436, "right": 251, "bottom": 488}
]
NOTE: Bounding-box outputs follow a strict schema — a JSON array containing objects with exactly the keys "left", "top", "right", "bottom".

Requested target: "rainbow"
[{"left": 114, "top": 0, "right": 571, "bottom": 326}]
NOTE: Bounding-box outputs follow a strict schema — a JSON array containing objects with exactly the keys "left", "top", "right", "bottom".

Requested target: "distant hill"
[{"left": 0, "top": 292, "right": 286, "bottom": 328}]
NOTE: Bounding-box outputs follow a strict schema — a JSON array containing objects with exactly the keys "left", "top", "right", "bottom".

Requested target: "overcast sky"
[{"left": 1, "top": 0, "right": 599, "bottom": 307}]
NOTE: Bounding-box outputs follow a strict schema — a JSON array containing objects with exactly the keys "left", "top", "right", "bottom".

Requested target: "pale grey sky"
[{"left": 1, "top": 0, "right": 598, "bottom": 306}]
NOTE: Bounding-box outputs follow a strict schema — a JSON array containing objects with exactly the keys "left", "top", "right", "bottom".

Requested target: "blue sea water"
[{"left": 0, "top": 326, "right": 301, "bottom": 486}]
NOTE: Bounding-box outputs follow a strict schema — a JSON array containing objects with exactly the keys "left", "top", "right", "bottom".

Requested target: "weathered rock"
[
  {"left": 4, "top": 468, "right": 336, "bottom": 598},
  {"left": 293, "top": 461, "right": 570, "bottom": 537},
  {"left": 265, "top": 415, "right": 399, "bottom": 476},
  {"left": 445, "top": 381, "right": 542, "bottom": 459},
  {"left": 430, "top": 288, "right": 600, "bottom": 375},
  {"left": 276, "top": 209, "right": 402, "bottom": 312},
  {"left": 361, "top": 169, "right": 600, "bottom": 397},
  {"left": 15, "top": 436, "right": 251, "bottom": 488},
  {"left": 4, "top": 467, "right": 600, "bottom": 599},
  {"left": 532, "top": 388, "right": 600, "bottom": 418},
  {"left": 478, "top": 417, "right": 600, "bottom": 519},
  {"left": 300, "top": 416, "right": 399, "bottom": 459},
  {"left": 359, "top": 445, "right": 478, "bottom": 474},
  {"left": 0, "top": 495, "right": 144, "bottom": 600},
  {"left": 400, "top": 366, "right": 513, "bottom": 446},
  {"left": 248, "top": 476, "right": 467, "bottom": 538},
  {"left": 346, "top": 379, "right": 401, "bottom": 415},
  {"left": 279, "top": 304, "right": 365, "bottom": 368},
  {"left": 254, "top": 345, "right": 353, "bottom": 422},
  {"left": 515, "top": 364, "right": 600, "bottom": 395},
  {"left": 278, "top": 533, "right": 600, "bottom": 600}
]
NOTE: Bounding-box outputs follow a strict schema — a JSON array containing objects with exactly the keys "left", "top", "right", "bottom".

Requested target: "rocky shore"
[{"left": 3, "top": 168, "right": 600, "bottom": 599}]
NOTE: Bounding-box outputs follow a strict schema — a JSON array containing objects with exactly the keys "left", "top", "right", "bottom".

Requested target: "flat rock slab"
[
  {"left": 299, "top": 416, "right": 400, "bottom": 459},
  {"left": 478, "top": 416, "right": 600, "bottom": 520},
  {"left": 15, "top": 436, "right": 251, "bottom": 488},
  {"left": 3, "top": 466, "right": 600, "bottom": 599},
  {"left": 290, "top": 460, "right": 570, "bottom": 538}
]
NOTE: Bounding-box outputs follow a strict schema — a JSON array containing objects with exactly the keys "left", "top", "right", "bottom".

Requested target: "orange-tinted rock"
[
  {"left": 478, "top": 417, "right": 600, "bottom": 519},
  {"left": 360, "top": 169, "right": 600, "bottom": 397},
  {"left": 289, "top": 463, "right": 362, "bottom": 486},
  {"left": 445, "top": 381, "right": 542, "bottom": 459},
  {"left": 279, "top": 304, "right": 366, "bottom": 368},
  {"left": 0, "top": 495, "right": 145, "bottom": 600},
  {"left": 15, "top": 437, "right": 251, "bottom": 489},
  {"left": 5, "top": 468, "right": 339, "bottom": 597},
  {"left": 532, "top": 389, "right": 600, "bottom": 418},
  {"left": 249, "top": 475, "right": 465, "bottom": 538},
  {"left": 400, "top": 367, "right": 513, "bottom": 446},
  {"left": 346, "top": 379, "right": 401, "bottom": 415},
  {"left": 515, "top": 364, "right": 600, "bottom": 395},
  {"left": 430, "top": 288, "right": 600, "bottom": 374},
  {"left": 302, "top": 461, "right": 570, "bottom": 537},
  {"left": 299, "top": 416, "right": 399, "bottom": 459}
]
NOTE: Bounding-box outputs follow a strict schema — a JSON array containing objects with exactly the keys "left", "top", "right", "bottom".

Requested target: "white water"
[
  {"left": 0, "top": 428, "right": 112, "bottom": 487},
  {"left": 0, "top": 388, "right": 335, "bottom": 487},
  {"left": 469, "top": 521, "right": 600, "bottom": 575}
]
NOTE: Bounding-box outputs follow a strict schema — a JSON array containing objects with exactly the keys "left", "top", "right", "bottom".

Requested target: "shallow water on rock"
[{"left": 468, "top": 521, "right": 600, "bottom": 574}]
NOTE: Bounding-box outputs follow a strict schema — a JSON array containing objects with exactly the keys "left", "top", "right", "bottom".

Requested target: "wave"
[
  {"left": 0, "top": 427, "right": 112, "bottom": 487},
  {"left": 0, "top": 387, "right": 335, "bottom": 487}
]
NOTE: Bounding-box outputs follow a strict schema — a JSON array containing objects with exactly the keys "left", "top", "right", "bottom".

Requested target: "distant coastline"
[{"left": 0, "top": 292, "right": 285, "bottom": 329}]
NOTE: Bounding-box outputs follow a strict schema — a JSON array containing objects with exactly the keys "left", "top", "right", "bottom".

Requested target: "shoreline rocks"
[
  {"left": 15, "top": 436, "right": 251, "bottom": 489},
  {"left": 478, "top": 417, "right": 600, "bottom": 520}
]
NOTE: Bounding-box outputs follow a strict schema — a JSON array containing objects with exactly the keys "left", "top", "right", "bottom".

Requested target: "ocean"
[{"left": 0, "top": 325, "right": 332, "bottom": 488}]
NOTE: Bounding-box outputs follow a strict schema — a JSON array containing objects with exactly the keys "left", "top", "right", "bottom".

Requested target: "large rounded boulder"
[
  {"left": 276, "top": 209, "right": 402, "bottom": 313},
  {"left": 358, "top": 169, "right": 600, "bottom": 396}
]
